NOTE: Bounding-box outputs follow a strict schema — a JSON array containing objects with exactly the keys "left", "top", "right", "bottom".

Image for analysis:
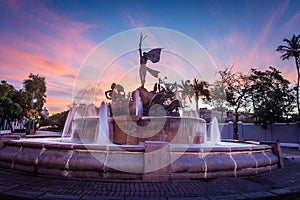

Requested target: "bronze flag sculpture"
[{"left": 139, "top": 33, "right": 162, "bottom": 87}]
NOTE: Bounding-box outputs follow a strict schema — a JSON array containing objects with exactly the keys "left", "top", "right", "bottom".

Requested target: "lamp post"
[
  {"left": 29, "top": 91, "right": 37, "bottom": 135},
  {"left": 32, "top": 91, "right": 37, "bottom": 109}
]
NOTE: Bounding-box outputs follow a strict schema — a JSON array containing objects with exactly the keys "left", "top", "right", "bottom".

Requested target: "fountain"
[
  {"left": 134, "top": 90, "right": 143, "bottom": 116},
  {"left": 207, "top": 117, "right": 221, "bottom": 144},
  {"left": 95, "top": 102, "right": 110, "bottom": 145},
  {"left": 0, "top": 30, "right": 281, "bottom": 180}
]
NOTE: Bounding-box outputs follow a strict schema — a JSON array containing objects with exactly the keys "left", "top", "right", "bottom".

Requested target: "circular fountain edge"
[{"left": 0, "top": 139, "right": 281, "bottom": 181}]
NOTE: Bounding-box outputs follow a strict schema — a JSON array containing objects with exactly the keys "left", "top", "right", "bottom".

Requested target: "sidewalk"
[{"left": 0, "top": 147, "right": 299, "bottom": 200}]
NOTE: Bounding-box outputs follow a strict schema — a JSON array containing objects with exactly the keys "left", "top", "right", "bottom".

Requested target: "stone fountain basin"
[{"left": 0, "top": 139, "right": 280, "bottom": 180}]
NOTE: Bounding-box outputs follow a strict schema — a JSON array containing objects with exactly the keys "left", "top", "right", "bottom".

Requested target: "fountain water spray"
[
  {"left": 95, "top": 102, "right": 110, "bottom": 145},
  {"left": 61, "top": 107, "right": 75, "bottom": 138},
  {"left": 134, "top": 90, "right": 143, "bottom": 116},
  {"left": 181, "top": 110, "right": 203, "bottom": 144},
  {"left": 208, "top": 117, "right": 221, "bottom": 144}
]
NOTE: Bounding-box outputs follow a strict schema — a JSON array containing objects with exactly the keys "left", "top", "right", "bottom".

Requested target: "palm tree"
[
  {"left": 178, "top": 80, "right": 194, "bottom": 109},
  {"left": 276, "top": 34, "right": 300, "bottom": 115},
  {"left": 192, "top": 78, "right": 211, "bottom": 112}
]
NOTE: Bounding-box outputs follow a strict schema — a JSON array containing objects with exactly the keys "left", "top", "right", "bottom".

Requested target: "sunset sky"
[{"left": 0, "top": 0, "right": 300, "bottom": 115}]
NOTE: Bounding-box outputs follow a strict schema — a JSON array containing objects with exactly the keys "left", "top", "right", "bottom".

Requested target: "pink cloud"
[
  {"left": 0, "top": 0, "right": 23, "bottom": 10},
  {"left": 127, "top": 15, "right": 144, "bottom": 28},
  {"left": 206, "top": 28, "right": 297, "bottom": 84},
  {"left": 246, "top": 1, "right": 288, "bottom": 66},
  {"left": 120, "top": 3, "right": 145, "bottom": 28},
  {"left": 204, "top": 1, "right": 298, "bottom": 84},
  {"left": 0, "top": 2, "right": 99, "bottom": 114},
  {"left": 280, "top": 63, "right": 298, "bottom": 85},
  {"left": 284, "top": 9, "right": 300, "bottom": 35},
  {"left": 46, "top": 97, "right": 72, "bottom": 115}
]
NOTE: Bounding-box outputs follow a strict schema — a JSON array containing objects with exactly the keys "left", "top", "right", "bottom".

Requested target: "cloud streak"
[
  {"left": 204, "top": 1, "right": 297, "bottom": 84},
  {"left": 0, "top": 1, "right": 97, "bottom": 114},
  {"left": 1, "top": 0, "right": 299, "bottom": 114}
]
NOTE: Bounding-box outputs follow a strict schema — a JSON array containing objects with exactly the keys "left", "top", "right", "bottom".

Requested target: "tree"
[
  {"left": 178, "top": 80, "right": 194, "bottom": 109},
  {"left": 249, "top": 67, "right": 295, "bottom": 128},
  {"left": 0, "top": 75, "right": 47, "bottom": 132},
  {"left": 23, "top": 73, "right": 47, "bottom": 111},
  {"left": 0, "top": 80, "right": 24, "bottom": 131},
  {"left": 192, "top": 78, "right": 211, "bottom": 112},
  {"left": 276, "top": 34, "right": 300, "bottom": 115},
  {"left": 210, "top": 80, "right": 227, "bottom": 120},
  {"left": 40, "top": 110, "right": 69, "bottom": 131},
  {"left": 219, "top": 67, "right": 251, "bottom": 137}
]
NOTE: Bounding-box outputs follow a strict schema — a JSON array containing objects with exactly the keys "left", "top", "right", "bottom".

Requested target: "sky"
[{"left": 0, "top": 0, "right": 300, "bottom": 115}]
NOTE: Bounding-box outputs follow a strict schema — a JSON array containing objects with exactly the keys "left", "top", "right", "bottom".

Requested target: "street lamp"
[
  {"left": 32, "top": 91, "right": 37, "bottom": 109},
  {"left": 29, "top": 91, "right": 37, "bottom": 135}
]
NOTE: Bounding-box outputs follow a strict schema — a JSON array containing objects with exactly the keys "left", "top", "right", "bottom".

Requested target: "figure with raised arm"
[{"left": 139, "top": 33, "right": 162, "bottom": 87}]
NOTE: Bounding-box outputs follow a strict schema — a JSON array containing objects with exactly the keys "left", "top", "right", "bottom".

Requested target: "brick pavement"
[{"left": 0, "top": 147, "right": 299, "bottom": 200}]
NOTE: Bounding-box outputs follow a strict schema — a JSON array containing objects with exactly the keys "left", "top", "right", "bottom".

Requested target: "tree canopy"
[
  {"left": 249, "top": 67, "right": 295, "bottom": 128},
  {"left": 0, "top": 74, "right": 47, "bottom": 131},
  {"left": 192, "top": 78, "right": 210, "bottom": 112},
  {"left": 0, "top": 81, "right": 24, "bottom": 130},
  {"left": 217, "top": 67, "right": 251, "bottom": 135},
  {"left": 23, "top": 73, "right": 47, "bottom": 111}
]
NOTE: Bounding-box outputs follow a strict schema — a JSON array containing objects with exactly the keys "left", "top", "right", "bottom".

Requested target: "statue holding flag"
[{"left": 139, "top": 33, "right": 162, "bottom": 87}]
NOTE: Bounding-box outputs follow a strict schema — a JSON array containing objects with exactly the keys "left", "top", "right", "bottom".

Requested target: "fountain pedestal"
[
  {"left": 111, "top": 116, "right": 140, "bottom": 145},
  {"left": 110, "top": 116, "right": 206, "bottom": 145}
]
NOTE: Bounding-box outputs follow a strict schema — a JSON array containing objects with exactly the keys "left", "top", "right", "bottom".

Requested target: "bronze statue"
[
  {"left": 105, "top": 83, "right": 125, "bottom": 101},
  {"left": 105, "top": 34, "right": 181, "bottom": 117},
  {"left": 139, "top": 33, "right": 162, "bottom": 87}
]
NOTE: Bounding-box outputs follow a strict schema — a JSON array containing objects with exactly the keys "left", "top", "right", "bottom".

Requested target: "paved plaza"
[{"left": 0, "top": 146, "right": 299, "bottom": 200}]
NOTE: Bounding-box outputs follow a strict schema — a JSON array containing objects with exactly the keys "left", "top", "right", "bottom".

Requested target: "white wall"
[{"left": 212, "top": 121, "right": 300, "bottom": 143}]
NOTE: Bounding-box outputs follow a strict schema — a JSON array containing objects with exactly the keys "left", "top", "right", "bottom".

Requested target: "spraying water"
[
  {"left": 181, "top": 110, "right": 202, "bottom": 144},
  {"left": 95, "top": 102, "right": 110, "bottom": 145},
  {"left": 134, "top": 90, "right": 143, "bottom": 116},
  {"left": 208, "top": 117, "right": 221, "bottom": 144},
  {"left": 62, "top": 107, "right": 75, "bottom": 138}
]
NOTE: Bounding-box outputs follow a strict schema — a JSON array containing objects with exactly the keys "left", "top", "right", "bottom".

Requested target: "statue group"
[{"left": 105, "top": 33, "right": 181, "bottom": 117}]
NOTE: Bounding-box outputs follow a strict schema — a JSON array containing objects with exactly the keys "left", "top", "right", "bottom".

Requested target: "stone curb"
[{"left": 0, "top": 149, "right": 299, "bottom": 200}]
